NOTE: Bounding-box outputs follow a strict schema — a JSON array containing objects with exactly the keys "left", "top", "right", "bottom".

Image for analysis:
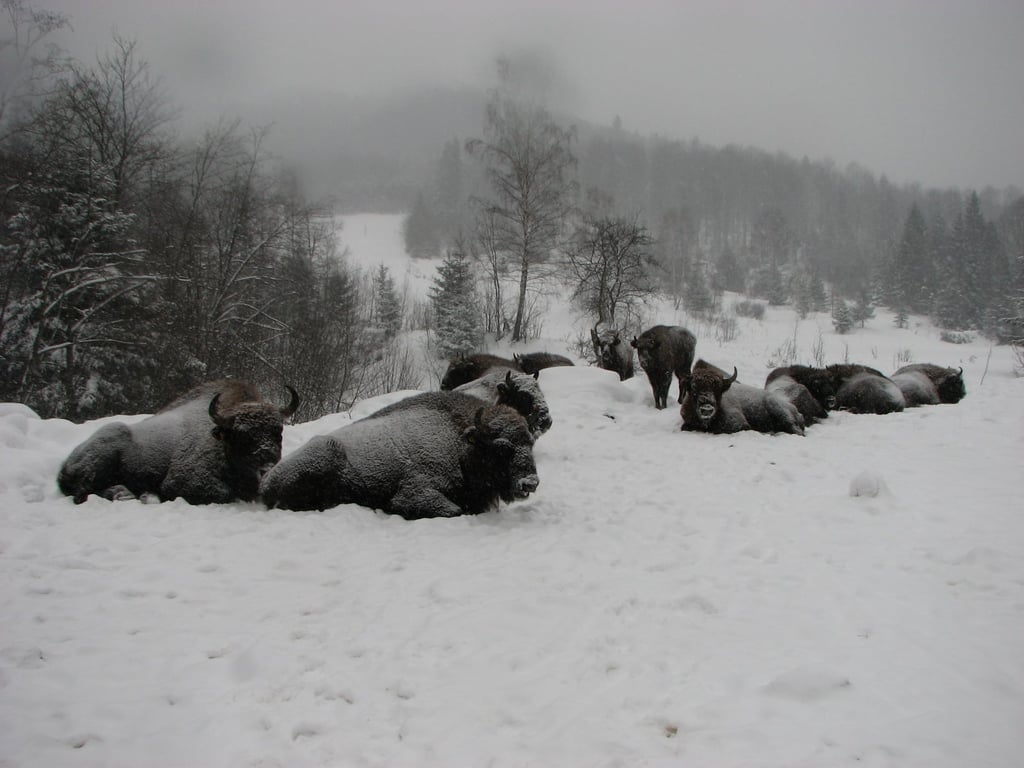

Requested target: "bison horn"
[
  {"left": 725, "top": 367, "right": 738, "bottom": 385},
  {"left": 279, "top": 385, "right": 300, "bottom": 418},
  {"left": 208, "top": 393, "right": 226, "bottom": 425},
  {"left": 957, "top": 366, "right": 963, "bottom": 376}
]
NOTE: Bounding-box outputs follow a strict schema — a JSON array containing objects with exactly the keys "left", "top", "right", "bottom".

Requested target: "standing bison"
[
  {"left": 513, "top": 352, "right": 574, "bottom": 376},
  {"left": 440, "top": 353, "right": 522, "bottom": 390},
  {"left": 590, "top": 327, "right": 634, "bottom": 381},
  {"left": 455, "top": 368, "right": 553, "bottom": 437},
  {"left": 58, "top": 380, "right": 299, "bottom": 504},
  {"left": 891, "top": 363, "right": 966, "bottom": 406},
  {"left": 260, "top": 392, "right": 539, "bottom": 519},
  {"left": 680, "top": 360, "right": 805, "bottom": 435},
  {"left": 827, "top": 364, "right": 905, "bottom": 414},
  {"left": 631, "top": 325, "right": 697, "bottom": 409}
]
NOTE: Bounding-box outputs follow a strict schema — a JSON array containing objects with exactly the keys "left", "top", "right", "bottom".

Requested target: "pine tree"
[
  {"left": 373, "top": 264, "right": 403, "bottom": 338},
  {"left": 851, "top": 285, "right": 876, "bottom": 328},
  {"left": 429, "top": 249, "right": 482, "bottom": 358},
  {"left": 832, "top": 300, "right": 854, "bottom": 334},
  {"left": 889, "top": 204, "right": 931, "bottom": 313},
  {"left": 403, "top": 192, "right": 440, "bottom": 258}
]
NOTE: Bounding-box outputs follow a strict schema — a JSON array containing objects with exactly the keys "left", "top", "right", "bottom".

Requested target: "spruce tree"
[
  {"left": 373, "top": 264, "right": 403, "bottom": 338},
  {"left": 832, "top": 300, "right": 854, "bottom": 334},
  {"left": 403, "top": 192, "right": 440, "bottom": 258},
  {"left": 429, "top": 249, "right": 482, "bottom": 358}
]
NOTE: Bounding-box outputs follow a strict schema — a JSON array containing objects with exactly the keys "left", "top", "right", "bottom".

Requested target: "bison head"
[
  {"left": 630, "top": 334, "right": 658, "bottom": 370},
  {"left": 681, "top": 365, "right": 737, "bottom": 427},
  {"left": 495, "top": 370, "right": 552, "bottom": 437},
  {"left": 801, "top": 368, "right": 838, "bottom": 410},
  {"left": 936, "top": 367, "right": 966, "bottom": 404},
  {"left": 463, "top": 407, "right": 539, "bottom": 503},
  {"left": 208, "top": 385, "right": 299, "bottom": 497}
]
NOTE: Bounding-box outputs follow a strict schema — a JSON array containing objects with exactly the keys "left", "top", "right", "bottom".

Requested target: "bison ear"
[{"left": 463, "top": 407, "right": 486, "bottom": 444}]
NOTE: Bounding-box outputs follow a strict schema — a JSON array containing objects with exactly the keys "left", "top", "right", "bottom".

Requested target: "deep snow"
[{"left": 1, "top": 214, "right": 1022, "bottom": 768}]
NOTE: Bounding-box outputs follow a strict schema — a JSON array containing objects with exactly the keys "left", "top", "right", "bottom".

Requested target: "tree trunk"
[{"left": 512, "top": 257, "right": 529, "bottom": 342}]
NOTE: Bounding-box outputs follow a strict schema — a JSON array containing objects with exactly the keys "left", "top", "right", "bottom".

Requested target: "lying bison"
[
  {"left": 513, "top": 352, "right": 574, "bottom": 376},
  {"left": 828, "top": 364, "right": 904, "bottom": 414},
  {"left": 455, "top": 368, "right": 553, "bottom": 437},
  {"left": 765, "top": 365, "right": 837, "bottom": 414},
  {"left": 260, "top": 392, "right": 539, "bottom": 519},
  {"left": 58, "top": 380, "right": 299, "bottom": 504},
  {"left": 590, "top": 327, "right": 634, "bottom": 381},
  {"left": 891, "top": 363, "right": 966, "bottom": 406},
  {"left": 440, "top": 353, "right": 522, "bottom": 390},
  {"left": 631, "top": 325, "right": 697, "bottom": 409},
  {"left": 680, "top": 360, "right": 805, "bottom": 435}
]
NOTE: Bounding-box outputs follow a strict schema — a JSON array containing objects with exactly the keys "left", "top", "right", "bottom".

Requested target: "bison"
[
  {"left": 827, "top": 364, "right": 905, "bottom": 414},
  {"left": 58, "top": 380, "right": 299, "bottom": 505},
  {"left": 680, "top": 360, "right": 805, "bottom": 435},
  {"left": 590, "top": 326, "right": 634, "bottom": 381},
  {"left": 765, "top": 365, "right": 837, "bottom": 413},
  {"left": 440, "top": 353, "right": 522, "bottom": 390},
  {"left": 455, "top": 368, "right": 553, "bottom": 437},
  {"left": 631, "top": 325, "right": 697, "bottom": 409},
  {"left": 513, "top": 352, "right": 574, "bottom": 376},
  {"left": 891, "top": 363, "right": 966, "bottom": 406},
  {"left": 260, "top": 391, "right": 539, "bottom": 519}
]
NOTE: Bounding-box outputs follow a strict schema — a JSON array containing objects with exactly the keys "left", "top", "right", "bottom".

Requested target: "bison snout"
[
  {"left": 515, "top": 474, "right": 540, "bottom": 497},
  {"left": 825, "top": 396, "right": 837, "bottom": 410},
  {"left": 698, "top": 403, "right": 716, "bottom": 419}
]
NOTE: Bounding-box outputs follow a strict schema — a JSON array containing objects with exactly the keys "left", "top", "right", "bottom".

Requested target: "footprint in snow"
[{"left": 763, "top": 666, "right": 852, "bottom": 701}]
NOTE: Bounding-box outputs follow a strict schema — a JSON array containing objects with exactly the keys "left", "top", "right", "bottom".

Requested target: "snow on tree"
[{"left": 429, "top": 249, "right": 482, "bottom": 359}]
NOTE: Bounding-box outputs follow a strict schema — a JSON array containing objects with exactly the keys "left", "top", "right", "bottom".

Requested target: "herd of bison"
[{"left": 56, "top": 323, "right": 966, "bottom": 519}]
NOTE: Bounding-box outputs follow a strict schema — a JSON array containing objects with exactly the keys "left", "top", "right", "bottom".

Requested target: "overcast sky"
[{"left": 41, "top": 0, "right": 1024, "bottom": 190}]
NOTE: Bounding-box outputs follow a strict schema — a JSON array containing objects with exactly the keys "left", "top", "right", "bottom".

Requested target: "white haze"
[
  {"left": 1, "top": 214, "right": 1022, "bottom": 767},
  {"left": 39, "top": 0, "right": 1024, "bottom": 190}
]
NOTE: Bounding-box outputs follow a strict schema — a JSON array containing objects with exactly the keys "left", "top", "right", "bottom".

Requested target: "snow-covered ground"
[{"left": 2, "top": 215, "right": 1022, "bottom": 767}]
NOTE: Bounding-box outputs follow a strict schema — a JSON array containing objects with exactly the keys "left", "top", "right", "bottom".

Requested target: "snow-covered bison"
[
  {"left": 765, "top": 365, "right": 837, "bottom": 414},
  {"left": 260, "top": 392, "right": 539, "bottom": 519},
  {"left": 590, "top": 327, "right": 634, "bottom": 381},
  {"left": 680, "top": 360, "right": 805, "bottom": 435},
  {"left": 891, "top": 363, "right": 966, "bottom": 406},
  {"left": 828, "top": 364, "right": 905, "bottom": 414},
  {"left": 440, "top": 353, "right": 522, "bottom": 390},
  {"left": 58, "top": 380, "right": 299, "bottom": 504},
  {"left": 631, "top": 325, "right": 697, "bottom": 409},
  {"left": 513, "top": 352, "right": 574, "bottom": 376},
  {"left": 455, "top": 368, "right": 553, "bottom": 437}
]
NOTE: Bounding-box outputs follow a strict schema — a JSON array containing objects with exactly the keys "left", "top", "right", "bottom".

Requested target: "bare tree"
[
  {"left": 565, "top": 213, "right": 657, "bottom": 326},
  {"left": 466, "top": 59, "right": 577, "bottom": 341},
  {"left": 0, "top": 0, "right": 69, "bottom": 139}
]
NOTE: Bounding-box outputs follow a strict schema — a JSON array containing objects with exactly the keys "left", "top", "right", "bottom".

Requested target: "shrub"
[{"left": 733, "top": 300, "right": 766, "bottom": 320}]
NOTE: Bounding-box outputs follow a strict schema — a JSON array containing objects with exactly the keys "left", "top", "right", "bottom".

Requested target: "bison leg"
[
  {"left": 102, "top": 484, "right": 138, "bottom": 502},
  {"left": 389, "top": 478, "right": 464, "bottom": 520}
]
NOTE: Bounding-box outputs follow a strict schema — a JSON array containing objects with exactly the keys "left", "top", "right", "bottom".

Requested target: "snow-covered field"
[{"left": 2, "top": 215, "right": 1022, "bottom": 768}]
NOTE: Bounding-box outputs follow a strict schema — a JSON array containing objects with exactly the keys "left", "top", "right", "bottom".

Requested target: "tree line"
[
  {"left": 0, "top": 8, "right": 425, "bottom": 420},
  {"left": 409, "top": 68, "right": 1024, "bottom": 358}
]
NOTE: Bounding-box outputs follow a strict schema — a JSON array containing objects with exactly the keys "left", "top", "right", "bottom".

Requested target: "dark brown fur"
[
  {"left": 631, "top": 325, "right": 697, "bottom": 409},
  {"left": 440, "top": 353, "right": 523, "bottom": 390}
]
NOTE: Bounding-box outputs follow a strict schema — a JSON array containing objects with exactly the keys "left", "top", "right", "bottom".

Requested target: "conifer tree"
[
  {"left": 832, "top": 299, "right": 854, "bottom": 334},
  {"left": 373, "top": 264, "right": 403, "bottom": 338},
  {"left": 429, "top": 249, "right": 482, "bottom": 358},
  {"left": 403, "top": 192, "right": 440, "bottom": 258}
]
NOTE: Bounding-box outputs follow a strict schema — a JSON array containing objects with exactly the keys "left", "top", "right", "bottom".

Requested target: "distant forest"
[{"left": 2, "top": 3, "right": 1023, "bottom": 422}]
